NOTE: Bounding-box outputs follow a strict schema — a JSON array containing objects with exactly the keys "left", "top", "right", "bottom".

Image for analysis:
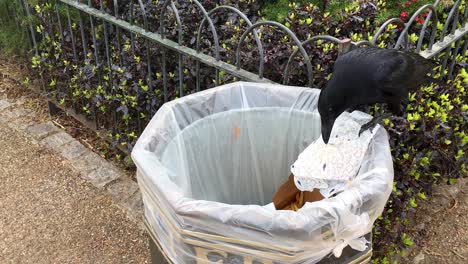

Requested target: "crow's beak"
[{"left": 321, "top": 118, "right": 335, "bottom": 144}]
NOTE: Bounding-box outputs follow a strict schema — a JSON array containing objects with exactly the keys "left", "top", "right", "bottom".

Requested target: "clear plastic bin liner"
[{"left": 132, "top": 82, "right": 394, "bottom": 263}]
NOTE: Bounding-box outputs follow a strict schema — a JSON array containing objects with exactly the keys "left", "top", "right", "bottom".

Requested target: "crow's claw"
[
  {"left": 358, "top": 113, "right": 393, "bottom": 137},
  {"left": 358, "top": 120, "right": 377, "bottom": 136}
]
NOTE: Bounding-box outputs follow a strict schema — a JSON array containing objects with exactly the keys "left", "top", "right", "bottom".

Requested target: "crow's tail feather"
[{"left": 409, "top": 53, "right": 445, "bottom": 87}]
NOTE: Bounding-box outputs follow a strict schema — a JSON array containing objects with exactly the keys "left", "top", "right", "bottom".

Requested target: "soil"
[{"left": 401, "top": 177, "right": 467, "bottom": 264}]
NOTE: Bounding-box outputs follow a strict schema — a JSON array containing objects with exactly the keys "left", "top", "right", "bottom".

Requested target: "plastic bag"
[{"left": 132, "top": 82, "right": 394, "bottom": 263}]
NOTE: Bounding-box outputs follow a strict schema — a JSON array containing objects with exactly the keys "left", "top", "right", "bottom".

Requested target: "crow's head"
[{"left": 318, "top": 82, "right": 347, "bottom": 144}]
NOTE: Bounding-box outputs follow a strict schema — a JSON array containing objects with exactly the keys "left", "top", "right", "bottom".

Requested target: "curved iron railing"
[
  {"left": 6, "top": 0, "right": 468, "bottom": 152},
  {"left": 21, "top": 0, "right": 468, "bottom": 87}
]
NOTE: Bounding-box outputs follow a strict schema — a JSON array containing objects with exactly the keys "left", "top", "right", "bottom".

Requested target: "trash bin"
[{"left": 132, "top": 82, "right": 394, "bottom": 264}]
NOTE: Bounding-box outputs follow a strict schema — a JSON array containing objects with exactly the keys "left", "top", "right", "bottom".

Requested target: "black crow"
[{"left": 318, "top": 46, "right": 438, "bottom": 144}]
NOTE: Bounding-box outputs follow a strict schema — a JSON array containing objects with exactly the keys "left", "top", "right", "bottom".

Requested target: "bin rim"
[{"left": 133, "top": 81, "right": 392, "bottom": 221}]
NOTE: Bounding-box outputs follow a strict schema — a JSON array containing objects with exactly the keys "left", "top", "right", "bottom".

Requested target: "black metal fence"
[{"left": 3, "top": 0, "right": 468, "bottom": 153}]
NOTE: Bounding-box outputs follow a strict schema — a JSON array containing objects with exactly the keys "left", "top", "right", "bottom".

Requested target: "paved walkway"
[{"left": 0, "top": 122, "right": 150, "bottom": 263}]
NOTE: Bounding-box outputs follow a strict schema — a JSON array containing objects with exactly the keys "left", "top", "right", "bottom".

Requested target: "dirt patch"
[{"left": 401, "top": 178, "right": 467, "bottom": 263}]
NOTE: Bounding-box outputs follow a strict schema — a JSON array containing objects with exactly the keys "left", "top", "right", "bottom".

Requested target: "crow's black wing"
[{"left": 374, "top": 49, "right": 436, "bottom": 98}]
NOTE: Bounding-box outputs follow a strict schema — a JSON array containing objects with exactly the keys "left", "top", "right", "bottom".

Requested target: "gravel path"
[
  {"left": 0, "top": 123, "right": 150, "bottom": 263},
  {"left": 403, "top": 178, "right": 468, "bottom": 264}
]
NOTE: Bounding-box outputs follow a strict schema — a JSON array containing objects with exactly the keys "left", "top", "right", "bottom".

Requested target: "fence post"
[{"left": 337, "top": 38, "right": 352, "bottom": 54}]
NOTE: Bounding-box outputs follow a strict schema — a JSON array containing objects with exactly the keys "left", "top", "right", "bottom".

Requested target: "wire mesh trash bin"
[{"left": 131, "top": 82, "right": 394, "bottom": 264}]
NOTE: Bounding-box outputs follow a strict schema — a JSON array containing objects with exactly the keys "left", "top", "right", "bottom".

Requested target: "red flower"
[
  {"left": 415, "top": 16, "right": 424, "bottom": 25},
  {"left": 412, "top": 0, "right": 417, "bottom": 3},
  {"left": 406, "top": 1, "right": 411, "bottom": 6},
  {"left": 400, "top": 11, "right": 409, "bottom": 21}
]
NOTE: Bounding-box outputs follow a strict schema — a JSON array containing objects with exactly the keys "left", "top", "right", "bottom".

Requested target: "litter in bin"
[
  {"left": 272, "top": 111, "right": 381, "bottom": 212},
  {"left": 290, "top": 112, "right": 379, "bottom": 198},
  {"left": 272, "top": 174, "right": 324, "bottom": 211}
]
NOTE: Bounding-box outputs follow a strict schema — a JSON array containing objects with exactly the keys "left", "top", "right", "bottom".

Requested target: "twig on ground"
[
  {"left": 451, "top": 249, "right": 467, "bottom": 260},
  {"left": 448, "top": 197, "right": 458, "bottom": 211},
  {"left": 423, "top": 248, "right": 450, "bottom": 257},
  {"left": 52, "top": 120, "right": 66, "bottom": 130},
  {"left": 81, "top": 139, "right": 96, "bottom": 152}
]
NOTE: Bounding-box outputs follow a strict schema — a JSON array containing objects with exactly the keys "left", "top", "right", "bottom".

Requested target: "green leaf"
[
  {"left": 402, "top": 233, "right": 414, "bottom": 246},
  {"left": 418, "top": 192, "right": 427, "bottom": 200},
  {"left": 409, "top": 33, "right": 418, "bottom": 44},
  {"left": 419, "top": 157, "right": 429, "bottom": 166}
]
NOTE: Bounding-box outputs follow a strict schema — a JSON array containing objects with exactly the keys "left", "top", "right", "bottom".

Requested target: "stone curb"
[
  {"left": 0, "top": 98, "right": 143, "bottom": 228},
  {"left": 27, "top": 121, "right": 62, "bottom": 140}
]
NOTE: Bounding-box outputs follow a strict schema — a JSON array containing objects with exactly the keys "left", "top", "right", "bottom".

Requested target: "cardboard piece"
[{"left": 273, "top": 174, "right": 324, "bottom": 211}]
